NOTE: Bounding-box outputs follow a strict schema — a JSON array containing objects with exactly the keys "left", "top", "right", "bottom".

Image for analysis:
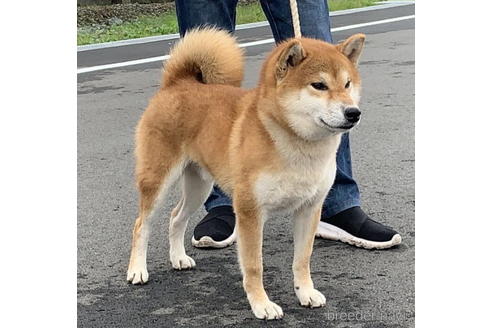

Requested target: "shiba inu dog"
[{"left": 126, "top": 28, "right": 365, "bottom": 320}]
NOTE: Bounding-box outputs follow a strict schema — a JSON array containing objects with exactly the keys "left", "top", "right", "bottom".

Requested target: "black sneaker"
[
  {"left": 316, "top": 206, "right": 402, "bottom": 249},
  {"left": 192, "top": 206, "right": 236, "bottom": 248}
]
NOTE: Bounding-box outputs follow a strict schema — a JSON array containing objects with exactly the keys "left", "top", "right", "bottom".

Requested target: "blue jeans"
[{"left": 175, "top": 0, "right": 361, "bottom": 217}]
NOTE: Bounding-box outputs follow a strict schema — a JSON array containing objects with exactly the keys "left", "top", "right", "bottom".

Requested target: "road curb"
[{"left": 77, "top": 1, "right": 415, "bottom": 52}]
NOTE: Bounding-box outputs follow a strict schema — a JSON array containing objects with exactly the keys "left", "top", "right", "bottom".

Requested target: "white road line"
[
  {"left": 77, "top": 1, "right": 415, "bottom": 52},
  {"left": 77, "top": 55, "right": 170, "bottom": 74},
  {"left": 331, "top": 14, "right": 414, "bottom": 32},
  {"left": 77, "top": 15, "right": 414, "bottom": 75}
]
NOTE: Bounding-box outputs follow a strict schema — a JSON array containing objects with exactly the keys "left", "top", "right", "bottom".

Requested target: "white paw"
[
  {"left": 170, "top": 254, "right": 196, "bottom": 270},
  {"left": 295, "top": 287, "right": 326, "bottom": 308},
  {"left": 251, "top": 300, "right": 284, "bottom": 320},
  {"left": 126, "top": 265, "right": 149, "bottom": 285}
]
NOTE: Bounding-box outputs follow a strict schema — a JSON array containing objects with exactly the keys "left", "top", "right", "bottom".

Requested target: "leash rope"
[{"left": 289, "top": 0, "right": 302, "bottom": 38}]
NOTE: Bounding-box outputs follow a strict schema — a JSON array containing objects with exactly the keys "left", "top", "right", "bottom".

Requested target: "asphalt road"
[{"left": 78, "top": 4, "right": 415, "bottom": 327}]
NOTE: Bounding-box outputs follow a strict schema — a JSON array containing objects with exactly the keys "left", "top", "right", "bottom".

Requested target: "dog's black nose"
[{"left": 344, "top": 107, "right": 361, "bottom": 123}]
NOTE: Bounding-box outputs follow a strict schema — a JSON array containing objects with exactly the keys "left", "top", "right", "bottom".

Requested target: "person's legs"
[
  {"left": 259, "top": 0, "right": 332, "bottom": 43},
  {"left": 322, "top": 133, "right": 361, "bottom": 216},
  {"left": 175, "top": 0, "right": 238, "bottom": 35},
  {"left": 204, "top": 186, "right": 231, "bottom": 212}
]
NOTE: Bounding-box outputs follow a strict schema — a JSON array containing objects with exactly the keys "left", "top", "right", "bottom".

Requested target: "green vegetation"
[
  {"left": 77, "top": 0, "right": 382, "bottom": 45},
  {"left": 329, "top": 0, "right": 381, "bottom": 11},
  {"left": 78, "top": 11, "right": 178, "bottom": 45}
]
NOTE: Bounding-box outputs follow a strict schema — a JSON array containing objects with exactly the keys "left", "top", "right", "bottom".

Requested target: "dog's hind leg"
[
  {"left": 169, "top": 164, "right": 213, "bottom": 269},
  {"left": 127, "top": 128, "right": 186, "bottom": 285},
  {"left": 127, "top": 160, "right": 184, "bottom": 284}
]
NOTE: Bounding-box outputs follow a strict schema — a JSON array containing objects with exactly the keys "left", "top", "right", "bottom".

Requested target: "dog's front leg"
[
  {"left": 235, "top": 204, "right": 283, "bottom": 320},
  {"left": 292, "top": 202, "right": 326, "bottom": 308}
]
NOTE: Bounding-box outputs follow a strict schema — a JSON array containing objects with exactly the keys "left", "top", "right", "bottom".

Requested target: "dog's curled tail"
[{"left": 162, "top": 27, "right": 244, "bottom": 88}]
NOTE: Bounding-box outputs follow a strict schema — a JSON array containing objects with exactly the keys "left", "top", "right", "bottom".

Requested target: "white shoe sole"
[
  {"left": 316, "top": 221, "right": 402, "bottom": 250},
  {"left": 191, "top": 228, "right": 237, "bottom": 248}
]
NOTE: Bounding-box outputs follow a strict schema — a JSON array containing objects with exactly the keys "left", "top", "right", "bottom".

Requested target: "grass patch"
[
  {"left": 236, "top": 3, "right": 267, "bottom": 25},
  {"left": 78, "top": 11, "right": 178, "bottom": 45},
  {"left": 329, "top": 0, "right": 381, "bottom": 11},
  {"left": 78, "top": 0, "right": 382, "bottom": 45}
]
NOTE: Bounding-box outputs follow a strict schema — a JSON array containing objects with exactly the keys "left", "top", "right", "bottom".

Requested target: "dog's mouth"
[{"left": 319, "top": 118, "right": 355, "bottom": 130}]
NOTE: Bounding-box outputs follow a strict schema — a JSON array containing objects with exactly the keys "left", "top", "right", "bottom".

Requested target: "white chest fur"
[
  {"left": 255, "top": 156, "right": 336, "bottom": 216},
  {"left": 254, "top": 118, "right": 341, "bottom": 217}
]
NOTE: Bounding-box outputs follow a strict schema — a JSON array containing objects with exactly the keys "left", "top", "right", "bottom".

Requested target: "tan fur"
[
  {"left": 162, "top": 27, "right": 244, "bottom": 87},
  {"left": 126, "top": 28, "right": 366, "bottom": 320}
]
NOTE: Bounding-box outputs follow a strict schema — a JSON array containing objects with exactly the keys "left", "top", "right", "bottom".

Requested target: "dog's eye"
[
  {"left": 311, "top": 82, "right": 328, "bottom": 91},
  {"left": 345, "top": 80, "right": 351, "bottom": 88}
]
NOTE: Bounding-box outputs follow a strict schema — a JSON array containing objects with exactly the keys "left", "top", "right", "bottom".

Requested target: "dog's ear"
[
  {"left": 276, "top": 40, "right": 306, "bottom": 80},
  {"left": 337, "top": 33, "right": 365, "bottom": 66}
]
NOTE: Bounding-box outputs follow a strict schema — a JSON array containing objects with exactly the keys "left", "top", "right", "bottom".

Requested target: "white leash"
[{"left": 289, "top": 0, "right": 302, "bottom": 38}]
